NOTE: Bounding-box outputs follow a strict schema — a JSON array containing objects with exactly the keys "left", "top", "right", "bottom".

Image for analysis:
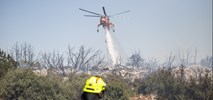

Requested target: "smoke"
[{"left": 104, "top": 29, "right": 119, "bottom": 65}]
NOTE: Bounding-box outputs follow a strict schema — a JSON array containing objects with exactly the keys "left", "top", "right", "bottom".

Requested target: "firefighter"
[{"left": 81, "top": 76, "right": 106, "bottom": 100}]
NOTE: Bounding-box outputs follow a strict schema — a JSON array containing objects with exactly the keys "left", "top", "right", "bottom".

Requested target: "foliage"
[
  {"left": 103, "top": 74, "right": 133, "bottom": 100},
  {"left": 137, "top": 67, "right": 212, "bottom": 100},
  {"left": 0, "top": 68, "right": 133, "bottom": 100},
  {"left": 58, "top": 74, "right": 133, "bottom": 100},
  {"left": 0, "top": 49, "right": 17, "bottom": 78},
  {"left": 127, "top": 50, "right": 144, "bottom": 68},
  {"left": 60, "top": 73, "right": 91, "bottom": 100},
  {"left": 0, "top": 69, "right": 64, "bottom": 99}
]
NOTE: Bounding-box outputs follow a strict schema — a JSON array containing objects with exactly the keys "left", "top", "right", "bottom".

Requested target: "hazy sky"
[{"left": 0, "top": 0, "right": 212, "bottom": 63}]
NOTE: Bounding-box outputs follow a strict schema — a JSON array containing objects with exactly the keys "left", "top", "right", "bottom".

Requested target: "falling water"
[{"left": 104, "top": 29, "right": 119, "bottom": 65}]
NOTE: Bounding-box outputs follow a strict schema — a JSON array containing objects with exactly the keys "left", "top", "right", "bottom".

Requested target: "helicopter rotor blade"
[
  {"left": 102, "top": 7, "right": 107, "bottom": 16},
  {"left": 79, "top": 8, "right": 102, "bottom": 16},
  {"left": 84, "top": 15, "right": 102, "bottom": 17},
  {"left": 109, "top": 10, "right": 130, "bottom": 17},
  {"left": 110, "top": 16, "right": 131, "bottom": 19}
]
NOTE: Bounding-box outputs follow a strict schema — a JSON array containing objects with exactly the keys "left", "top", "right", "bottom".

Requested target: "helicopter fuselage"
[
  {"left": 79, "top": 7, "right": 129, "bottom": 32},
  {"left": 98, "top": 16, "right": 114, "bottom": 32}
]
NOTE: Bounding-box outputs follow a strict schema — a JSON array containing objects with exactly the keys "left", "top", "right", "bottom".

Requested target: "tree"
[
  {"left": 67, "top": 45, "right": 104, "bottom": 73},
  {"left": 41, "top": 50, "right": 66, "bottom": 76},
  {"left": 0, "top": 49, "right": 17, "bottom": 77},
  {"left": 200, "top": 56, "right": 212, "bottom": 68},
  {"left": 145, "top": 58, "right": 159, "bottom": 70},
  {"left": 165, "top": 52, "right": 176, "bottom": 68},
  {"left": 10, "top": 42, "right": 37, "bottom": 68},
  {"left": 177, "top": 48, "right": 199, "bottom": 67},
  {"left": 127, "top": 50, "right": 144, "bottom": 69}
]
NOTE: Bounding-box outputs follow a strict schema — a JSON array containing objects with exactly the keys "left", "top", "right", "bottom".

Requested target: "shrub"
[
  {"left": 103, "top": 74, "right": 133, "bottom": 100},
  {"left": 60, "top": 73, "right": 91, "bottom": 100},
  {"left": 0, "top": 49, "right": 17, "bottom": 78},
  {"left": 0, "top": 69, "right": 63, "bottom": 99},
  {"left": 137, "top": 68, "right": 212, "bottom": 100},
  {"left": 61, "top": 73, "right": 133, "bottom": 100}
]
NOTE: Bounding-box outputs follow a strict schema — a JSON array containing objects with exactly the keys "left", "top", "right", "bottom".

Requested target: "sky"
[{"left": 0, "top": 0, "right": 212, "bottom": 63}]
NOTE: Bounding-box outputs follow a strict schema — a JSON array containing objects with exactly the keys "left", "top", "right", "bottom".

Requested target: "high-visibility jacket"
[{"left": 83, "top": 76, "right": 106, "bottom": 93}]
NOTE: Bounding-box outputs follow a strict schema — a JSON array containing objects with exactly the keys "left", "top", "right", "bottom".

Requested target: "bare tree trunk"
[
  {"left": 41, "top": 50, "right": 66, "bottom": 76},
  {"left": 10, "top": 42, "right": 36, "bottom": 68},
  {"left": 194, "top": 48, "right": 197, "bottom": 65},
  {"left": 168, "top": 52, "right": 175, "bottom": 68},
  {"left": 186, "top": 49, "right": 191, "bottom": 66},
  {"left": 67, "top": 45, "right": 104, "bottom": 73}
]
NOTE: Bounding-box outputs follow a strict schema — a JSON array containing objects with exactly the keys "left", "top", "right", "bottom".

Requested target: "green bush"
[
  {"left": 137, "top": 68, "right": 212, "bottom": 100},
  {"left": 103, "top": 74, "right": 133, "bottom": 100},
  {"left": 61, "top": 73, "right": 133, "bottom": 100},
  {"left": 0, "top": 69, "right": 63, "bottom": 99},
  {"left": 60, "top": 73, "right": 91, "bottom": 100},
  {"left": 0, "top": 69, "right": 133, "bottom": 100},
  {"left": 0, "top": 49, "right": 17, "bottom": 78}
]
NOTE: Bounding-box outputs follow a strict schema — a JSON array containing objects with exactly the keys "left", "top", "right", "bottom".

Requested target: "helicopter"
[{"left": 79, "top": 7, "right": 130, "bottom": 32}]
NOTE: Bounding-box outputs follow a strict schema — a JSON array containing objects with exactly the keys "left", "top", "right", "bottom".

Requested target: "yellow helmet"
[{"left": 83, "top": 76, "right": 106, "bottom": 93}]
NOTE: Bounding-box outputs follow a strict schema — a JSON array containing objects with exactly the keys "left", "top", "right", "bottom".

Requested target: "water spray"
[{"left": 104, "top": 29, "right": 119, "bottom": 65}]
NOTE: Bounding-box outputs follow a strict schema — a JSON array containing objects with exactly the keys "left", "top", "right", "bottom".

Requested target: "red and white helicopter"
[{"left": 79, "top": 7, "right": 130, "bottom": 32}]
